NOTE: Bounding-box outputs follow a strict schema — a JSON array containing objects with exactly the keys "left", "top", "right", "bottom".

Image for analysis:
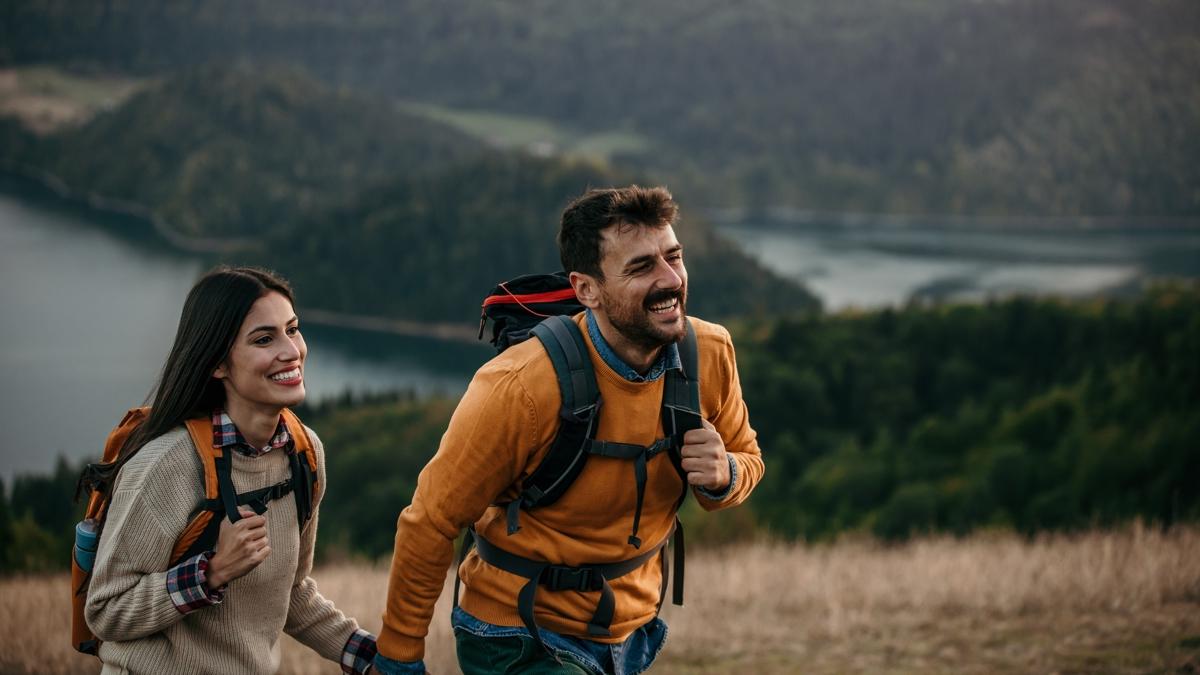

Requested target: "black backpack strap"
[
  {"left": 472, "top": 526, "right": 674, "bottom": 649},
  {"left": 172, "top": 446, "right": 313, "bottom": 566},
  {"left": 659, "top": 319, "right": 699, "bottom": 605},
  {"left": 453, "top": 527, "right": 476, "bottom": 609},
  {"left": 504, "top": 316, "right": 600, "bottom": 534},
  {"left": 663, "top": 319, "right": 702, "bottom": 492},
  {"left": 289, "top": 450, "right": 315, "bottom": 527},
  {"left": 586, "top": 437, "right": 672, "bottom": 548},
  {"left": 535, "top": 315, "right": 599, "bottom": 417},
  {"left": 215, "top": 452, "right": 242, "bottom": 523},
  {"left": 172, "top": 473, "right": 301, "bottom": 566}
]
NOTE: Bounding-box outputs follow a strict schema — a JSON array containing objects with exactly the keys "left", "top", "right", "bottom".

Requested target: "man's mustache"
[{"left": 643, "top": 288, "right": 683, "bottom": 309}]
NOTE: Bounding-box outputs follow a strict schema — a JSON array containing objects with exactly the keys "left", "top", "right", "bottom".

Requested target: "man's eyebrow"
[
  {"left": 622, "top": 254, "right": 656, "bottom": 271},
  {"left": 623, "top": 244, "right": 683, "bottom": 267}
]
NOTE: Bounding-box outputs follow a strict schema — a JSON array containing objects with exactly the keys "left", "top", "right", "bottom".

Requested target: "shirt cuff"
[
  {"left": 695, "top": 455, "right": 738, "bottom": 501},
  {"left": 342, "top": 628, "right": 378, "bottom": 674},
  {"left": 166, "top": 550, "right": 225, "bottom": 615},
  {"left": 372, "top": 653, "right": 427, "bottom": 674}
]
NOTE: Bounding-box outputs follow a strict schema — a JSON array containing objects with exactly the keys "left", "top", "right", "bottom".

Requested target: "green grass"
[
  {"left": 396, "top": 100, "right": 651, "bottom": 162},
  {"left": 11, "top": 65, "right": 145, "bottom": 108}
]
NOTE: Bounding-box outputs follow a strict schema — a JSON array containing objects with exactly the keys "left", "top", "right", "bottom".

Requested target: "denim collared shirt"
[
  {"left": 585, "top": 309, "right": 681, "bottom": 382},
  {"left": 373, "top": 312, "right": 737, "bottom": 675}
]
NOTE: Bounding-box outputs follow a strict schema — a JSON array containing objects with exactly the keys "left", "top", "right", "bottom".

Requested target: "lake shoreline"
[
  {"left": 704, "top": 206, "right": 1200, "bottom": 234},
  {"left": 0, "top": 168, "right": 483, "bottom": 342}
]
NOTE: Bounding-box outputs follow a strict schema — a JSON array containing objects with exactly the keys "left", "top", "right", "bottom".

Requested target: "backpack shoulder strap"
[
  {"left": 533, "top": 314, "right": 599, "bottom": 417},
  {"left": 281, "top": 410, "right": 317, "bottom": 471},
  {"left": 662, "top": 319, "right": 702, "bottom": 501},
  {"left": 663, "top": 318, "right": 702, "bottom": 431},
  {"left": 183, "top": 417, "right": 221, "bottom": 503},
  {"left": 101, "top": 407, "right": 151, "bottom": 463},
  {"left": 660, "top": 319, "right": 699, "bottom": 605},
  {"left": 503, "top": 315, "right": 600, "bottom": 534},
  {"left": 170, "top": 411, "right": 318, "bottom": 565},
  {"left": 280, "top": 409, "right": 317, "bottom": 526},
  {"left": 170, "top": 416, "right": 231, "bottom": 565}
]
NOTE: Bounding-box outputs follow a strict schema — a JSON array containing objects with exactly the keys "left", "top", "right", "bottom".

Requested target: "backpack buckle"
[
  {"left": 267, "top": 478, "right": 293, "bottom": 500},
  {"left": 541, "top": 565, "right": 603, "bottom": 592},
  {"left": 645, "top": 437, "right": 673, "bottom": 459},
  {"left": 564, "top": 400, "right": 600, "bottom": 424}
]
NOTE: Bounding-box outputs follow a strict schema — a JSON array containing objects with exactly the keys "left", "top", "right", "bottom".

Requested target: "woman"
[{"left": 82, "top": 266, "right": 376, "bottom": 674}]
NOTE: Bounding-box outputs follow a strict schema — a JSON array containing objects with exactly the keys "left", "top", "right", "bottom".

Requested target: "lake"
[
  {"left": 0, "top": 185, "right": 490, "bottom": 480},
  {"left": 715, "top": 220, "right": 1200, "bottom": 309},
  {"left": 3, "top": 184, "right": 1198, "bottom": 479}
]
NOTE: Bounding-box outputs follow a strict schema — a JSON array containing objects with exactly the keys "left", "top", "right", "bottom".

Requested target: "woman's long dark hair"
[{"left": 77, "top": 266, "right": 295, "bottom": 501}]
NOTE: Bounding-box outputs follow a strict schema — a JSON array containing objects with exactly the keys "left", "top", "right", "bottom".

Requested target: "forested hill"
[
  {"left": 5, "top": 0, "right": 1199, "bottom": 216},
  {"left": 1, "top": 66, "right": 819, "bottom": 321},
  {"left": 258, "top": 153, "right": 818, "bottom": 323},
  {"left": 3, "top": 66, "right": 485, "bottom": 238}
]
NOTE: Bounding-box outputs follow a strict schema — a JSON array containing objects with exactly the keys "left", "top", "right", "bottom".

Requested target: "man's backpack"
[
  {"left": 469, "top": 272, "right": 702, "bottom": 646},
  {"left": 70, "top": 407, "right": 318, "bottom": 656}
]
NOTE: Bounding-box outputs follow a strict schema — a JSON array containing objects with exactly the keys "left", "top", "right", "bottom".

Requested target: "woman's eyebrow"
[{"left": 249, "top": 316, "right": 297, "bottom": 334}]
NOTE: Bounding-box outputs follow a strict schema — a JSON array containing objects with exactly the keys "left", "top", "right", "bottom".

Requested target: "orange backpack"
[{"left": 70, "top": 407, "right": 319, "bottom": 656}]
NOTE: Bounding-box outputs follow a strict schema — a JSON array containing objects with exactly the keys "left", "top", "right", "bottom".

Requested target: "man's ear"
[{"left": 569, "top": 271, "right": 602, "bottom": 310}]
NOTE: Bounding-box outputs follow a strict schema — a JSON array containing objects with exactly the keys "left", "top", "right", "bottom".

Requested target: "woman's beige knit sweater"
[{"left": 86, "top": 426, "right": 361, "bottom": 674}]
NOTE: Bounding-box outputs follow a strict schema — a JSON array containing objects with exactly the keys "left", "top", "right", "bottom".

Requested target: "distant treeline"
[
  {"left": 4, "top": 0, "right": 1199, "bottom": 215},
  {"left": 4, "top": 286, "right": 1195, "bottom": 571},
  {"left": 738, "top": 284, "right": 1200, "bottom": 540}
]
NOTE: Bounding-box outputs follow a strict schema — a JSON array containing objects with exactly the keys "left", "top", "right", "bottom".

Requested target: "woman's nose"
[{"left": 279, "top": 337, "right": 302, "bottom": 361}]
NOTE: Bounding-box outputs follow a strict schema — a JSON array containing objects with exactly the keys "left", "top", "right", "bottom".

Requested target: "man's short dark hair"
[{"left": 558, "top": 185, "right": 679, "bottom": 278}]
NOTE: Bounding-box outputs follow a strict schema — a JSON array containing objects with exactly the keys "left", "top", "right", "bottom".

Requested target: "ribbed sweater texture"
[
  {"left": 86, "top": 426, "right": 359, "bottom": 674},
  {"left": 377, "top": 314, "right": 765, "bottom": 661}
]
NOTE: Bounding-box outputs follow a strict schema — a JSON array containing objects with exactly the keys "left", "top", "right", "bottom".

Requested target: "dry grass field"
[{"left": 3, "top": 524, "right": 1198, "bottom": 674}]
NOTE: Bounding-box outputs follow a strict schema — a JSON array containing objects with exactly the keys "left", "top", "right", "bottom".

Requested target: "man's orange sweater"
[{"left": 377, "top": 314, "right": 764, "bottom": 661}]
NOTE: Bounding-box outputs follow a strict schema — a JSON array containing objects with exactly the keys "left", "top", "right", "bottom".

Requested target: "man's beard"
[{"left": 602, "top": 285, "right": 688, "bottom": 351}]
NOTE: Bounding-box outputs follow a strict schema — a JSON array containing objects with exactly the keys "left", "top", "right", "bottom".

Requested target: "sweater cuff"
[
  {"left": 342, "top": 628, "right": 378, "bottom": 674},
  {"left": 166, "top": 550, "right": 225, "bottom": 614},
  {"left": 695, "top": 455, "right": 738, "bottom": 501}
]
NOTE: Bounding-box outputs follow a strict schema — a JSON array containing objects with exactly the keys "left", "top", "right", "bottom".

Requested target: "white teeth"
[
  {"left": 649, "top": 299, "right": 678, "bottom": 313},
  {"left": 271, "top": 368, "right": 300, "bottom": 382}
]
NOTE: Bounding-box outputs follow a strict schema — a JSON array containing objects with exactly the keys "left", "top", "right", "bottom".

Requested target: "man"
[{"left": 373, "top": 185, "right": 764, "bottom": 674}]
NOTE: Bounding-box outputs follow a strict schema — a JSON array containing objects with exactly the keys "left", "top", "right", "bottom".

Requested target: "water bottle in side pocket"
[{"left": 73, "top": 519, "right": 99, "bottom": 573}]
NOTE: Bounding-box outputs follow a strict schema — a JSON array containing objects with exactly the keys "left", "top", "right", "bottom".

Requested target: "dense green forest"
[
  {"left": 3, "top": 66, "right": 485, "bottom": 238},
  {"left": 1, "top": 66, "right": 819, "bottom": 322},
  {"left": 4, "top": 0, "right": 1199, "bottom": 215},
  {"left": 256, "top": 152, "right": 815, "bottom": 323},
  {"left": 4, "top": 286, "right": 1195, "bottom": 570}
]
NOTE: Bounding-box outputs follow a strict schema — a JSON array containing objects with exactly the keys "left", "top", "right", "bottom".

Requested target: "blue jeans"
[{"left": 452, "top": 606, "right": 668, "bottom": 675}]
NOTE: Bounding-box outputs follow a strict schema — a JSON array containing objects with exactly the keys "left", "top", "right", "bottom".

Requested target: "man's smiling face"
[{"left": 593, "top": 222, "right": 688, "bottom": 353}]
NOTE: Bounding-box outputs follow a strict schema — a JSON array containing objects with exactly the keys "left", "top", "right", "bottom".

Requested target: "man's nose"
[{"left": 655, "top": 258, "right": 683, "bottom": 289}]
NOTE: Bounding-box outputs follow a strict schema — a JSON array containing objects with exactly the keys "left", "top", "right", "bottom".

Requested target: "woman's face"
[{"left": 213, "top": 291, "right": 307, "bottom": 414}]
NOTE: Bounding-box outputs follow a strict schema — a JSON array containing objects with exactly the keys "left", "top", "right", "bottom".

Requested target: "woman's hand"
[{"left": 206, "top": 507, "right": 270, "bottom": 589}]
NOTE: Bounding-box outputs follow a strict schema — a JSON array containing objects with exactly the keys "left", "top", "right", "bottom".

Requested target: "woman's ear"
[
  {"left": 569, "top": 271, "right": 602, "bottom": 310},
  {"left": 212, "top": 361, "right": 228, "bottom": 380}
]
